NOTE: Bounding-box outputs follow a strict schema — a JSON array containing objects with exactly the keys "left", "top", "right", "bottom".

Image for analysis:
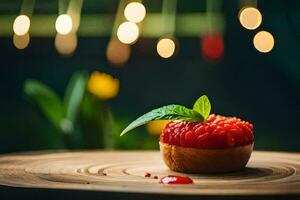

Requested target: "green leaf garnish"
[
  {"left": 121, "top": 95, "right": 212, "bottom": 136},
  {"left": 193, "top": 95, "right": 211, "bottom": 120},
  {"left": 120, "top": 105, "right": 204, "bottom": 136}
]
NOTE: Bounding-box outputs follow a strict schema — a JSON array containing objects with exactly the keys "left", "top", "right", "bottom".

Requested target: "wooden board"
[{"left": 0, "top": 151, "right": 299, "bottom": 196}]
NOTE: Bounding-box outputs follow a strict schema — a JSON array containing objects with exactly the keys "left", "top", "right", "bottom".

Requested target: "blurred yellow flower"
[
  {"left": 146, "top": 120, "right": 171, "bottom": 135},
  {"left": 88, "top": 71, "right": 120, "bottom": 100}
]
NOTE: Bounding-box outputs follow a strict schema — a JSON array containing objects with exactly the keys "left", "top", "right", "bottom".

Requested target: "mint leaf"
[
  {"left": 120, "top": 105, "right": 204, "bottom": 136},
  {"left": 193, "top": 95, "right": 211, "bottom": 120}
]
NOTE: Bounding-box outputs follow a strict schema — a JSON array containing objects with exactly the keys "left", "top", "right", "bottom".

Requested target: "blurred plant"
[
  {"left": 24, "top": 70, "right": 159, "bottom": 150},
  {"left": 24, "top": 70, "right": 122, "bottom": 149},
  {"left": 78, "top": 71, "right": 120, "bottom": 149},
  {"left": 87, "top": 71, "right": 119, "bottom": 100},
  {"left": 24, "top": 71, "right": 88, "bottom": 148}
]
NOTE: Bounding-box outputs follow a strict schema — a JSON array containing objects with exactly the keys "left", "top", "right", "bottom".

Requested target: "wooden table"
[{"left": 0, "top": 151, "right": 299, "bottom": 200}]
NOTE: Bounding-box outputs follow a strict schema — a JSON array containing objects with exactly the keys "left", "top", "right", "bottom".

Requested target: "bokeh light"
[
  {"left": 13, "top": 15, "right": 30, "bottom": 36},
  {"left": 156, "top": 38, "right": 176, "bottom": 58},
  {"left": 13, "top": 33, "right": 30, "bottom": 49},
  {"left": 55, "top": 33, "right": 77, "bottom": 56},
  {"left": 239, "top": 7, "right": 262, "bottom": 30},
  {"left": 253, "top": 31, "right": 274, "bottom": 53},
  {"left": 124, "top": 2, "right": 146, "bottom": 23},
  {"left": 106, "top": 37, "right": 131, "bottom": 66},
  {"left": 117, "top": 22, "right": 139, "bottom": 44},
  {"left": 201, "top": 33, "right": 224, "bottom": 60},
  {"left": 88, "top": 71, "right": 120, "bottom": 100},
  {"left": 146, "top": 120, "right": 171, "bottom": 135},
  {"left": 55, "top": 14, "right": 73, "bottom": 35}
]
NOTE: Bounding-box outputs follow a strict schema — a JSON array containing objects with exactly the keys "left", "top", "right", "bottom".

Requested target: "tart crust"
[{"left": 159, "top": 142, "right": 253, "bottom": 173}]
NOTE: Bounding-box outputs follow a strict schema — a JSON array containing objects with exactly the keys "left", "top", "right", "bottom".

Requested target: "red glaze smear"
[{"left": 159, "top": 175, "right": 193, "bottom": 184}]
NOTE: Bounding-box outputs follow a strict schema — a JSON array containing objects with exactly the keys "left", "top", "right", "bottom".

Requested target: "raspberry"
[{"left": 160, "top": 114, "right": 254, "bottom": 149}]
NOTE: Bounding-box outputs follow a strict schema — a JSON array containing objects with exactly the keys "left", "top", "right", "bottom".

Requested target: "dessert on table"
[{"left": 121, "top": 95, "right": 254, "bottom": 173}]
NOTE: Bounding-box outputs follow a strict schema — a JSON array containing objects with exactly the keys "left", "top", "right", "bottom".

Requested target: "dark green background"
[{"left": 0, "top": 0, "right": 299, "bottom": 153}]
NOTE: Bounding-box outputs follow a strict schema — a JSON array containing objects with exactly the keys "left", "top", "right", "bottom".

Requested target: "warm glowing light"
[
  {"left": 117, "top": 22, "right": 139, "bottom": 44},
  {"left": 13, "top": 15, "right": 30, "bottom": 36},
  {"left": 106, "top": 37, "right": 131, "bottom": 66},
  {"left": 201, "top": 33, "right": 224, "bottom": 60},
  {"left": 146, "top": 120, "right": 171, "bottom": 135},
  {"left": 253, "top": 31, "right": 274, "bottom": 53},
  {"left": 55, "top": 33, "right": 77, "bottom": 56},
  {"left": 13, "top": 33, "right": 30, "bottom": 49},
  {"left": 156, "top": 38, "right": 176, "bottom": 58},
  {"left": 239, "top": 7, "right": 262, "bottom": 30},
  {"left": 55, "top": 14, "right": 73, "bottom": 35},
  {"left": 124, "top": 2, "right": 146, "bottom": 23},
  {"left": 88, "top": 71, "right": 120, "bottom": 100}
]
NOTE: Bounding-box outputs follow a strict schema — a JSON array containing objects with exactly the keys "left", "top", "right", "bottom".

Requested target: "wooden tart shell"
[{"left": 159, "top": 142, "right": 253, "bottom": 173}]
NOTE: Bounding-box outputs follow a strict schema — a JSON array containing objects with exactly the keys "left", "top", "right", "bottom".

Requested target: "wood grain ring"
[{"left": 0, "top": 151, "right": 299, "bottom": 195}]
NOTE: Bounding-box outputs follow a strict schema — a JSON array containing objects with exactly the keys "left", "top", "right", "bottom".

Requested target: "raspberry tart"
[{"left": 121, "top": 95, "right": 254, "bottom": 173}]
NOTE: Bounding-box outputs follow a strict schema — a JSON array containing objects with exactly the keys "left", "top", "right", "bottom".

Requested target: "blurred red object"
[{"left": 201, "top": 33, "right": 224, "bottom": 61}]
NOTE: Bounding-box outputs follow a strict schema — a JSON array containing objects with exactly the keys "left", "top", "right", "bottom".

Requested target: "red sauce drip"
[
  {"left": 159, "top": 175, "right": 193, "bottom": 184},
  {"left": 144, "top": 172, "right": 151, "bottom": 177},
  {"left": 153, "top": 176, "right": 158, "bottom": 179}
]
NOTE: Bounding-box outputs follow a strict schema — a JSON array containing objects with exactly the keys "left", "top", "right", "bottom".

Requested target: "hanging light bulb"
[
  {"left": 253, "top": 31, "right": 274, "bottom": 53},
  {"left": 13, "top": 33, "right": 30, "bottom": 49},
  {"left": 239, "top": 7, "right": 262, "bottom": 30},
  {"left": 55, "top": 14, "right": 73, "bottom": 35},
  {"left": 55, "top": 33, "right": 77, "bottom": 56},
  {"left": 117, "top": 22, "right": 139, "bottom": 44},
  {"left": 201, "top": 33, "right": 224, "bottom": 61},
  {"left": 156, "top": 38, "right": 176, "bottom": 58},
  {"left": 106, "top": 37, "right": 131, "bottom": 66},
  {"left": 13, "top": 15, "right": 30, "bottom": 36},
  {"left": 124, "top": 2, "right": 146, "bottom": 23}
]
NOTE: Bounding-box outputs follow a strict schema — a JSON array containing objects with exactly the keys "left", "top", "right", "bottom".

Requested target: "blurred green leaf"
[
  {"left": 24, "top": 80, "right": 64, "bottom": 129},
  {"left": 63, "top": 71, "right": 88, "bottom": 123}
]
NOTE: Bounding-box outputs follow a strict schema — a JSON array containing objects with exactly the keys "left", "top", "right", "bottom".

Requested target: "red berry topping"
[{"left": 160, "top": 114, "right": 254, "bottom": 149}]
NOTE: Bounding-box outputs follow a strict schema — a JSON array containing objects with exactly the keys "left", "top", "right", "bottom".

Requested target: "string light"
[
  {"left": 55, "top": 14, "right": 73, "bottom": 35},
  {"left": 13, "top": 33, "right": 30, "bottom": 49},
  {"left": 124, "top": 2, "right": 146, "bottom": 23},
  {"left": 239, "top": 7, "right": 262, "bottom": 30},
  {"left": 201, "top": 33, "right": 224, "bottom": 60},
  {"left": 13, "top": 15, "right": 30, "bottom": 36},
  {"left": 117, "top": 22, "right": 139, "bottom": 44},
  {"left": 253, "top": 31, "right": 274, "bottom": 53},
  {"left": 55, "top": 33, "right": 77, "bottom": 56},
  {"left": 156, "top": 38, "right": 176, "bottom": 58},
  {"left": 106, "top": 37, "right": 131, "bottom": 66}
]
